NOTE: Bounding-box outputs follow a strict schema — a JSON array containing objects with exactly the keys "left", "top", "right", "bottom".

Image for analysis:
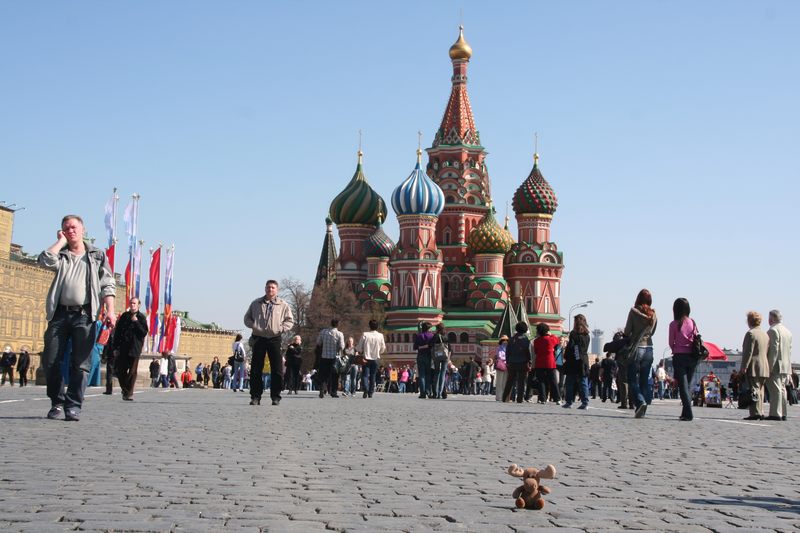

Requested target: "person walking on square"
[
  {"left": 589, "top": 356, "right": 601, "bottom": 399},
  {"left": 38, "top": 215, "right": 117, "bottom": 421},
  {"left": 284, "top": 335, "right": 303, "bottom": 395},
  {"left": 562, "top": 314, "right": 591, "bottom": 410},
  {"left": 357, "top": 319, "right": 386, "bottom": 398},
  {"left": 599, "top": 351, "right": 617, "bottom": 402},
  {"left": 625, "top": 289, "right": 657, "bottom": 419},
  {"left": 315, "top": 319, "right": 344, "bottom": 399},
  {"left": 669, "top": 297, "right": 697, "bottom": 421},
  {"left": 148, "top": 357, "right": 160, "bottom": 387},
  {"left": 244, "top": 279, "right": 294, "bottom": 406},
  {"left": 766, "top": 309, "right": 793, "bottom": 421},
  {"left": 655, "top": 361, "right": 667, "bottom": 400},
  {"left": 430, "top": 323, "right": 450, "bottom": 399},
  {"left": 231, "top": 334, "right": 247, "bottom": 392},
  {"left": 532, "top": 323, "right": 560, "bottom": 405},
  {"left": 112, "top": 296, "right": 148, "bottom": 401},
  {"left": 413, "top": 322, "right": 434, "bottom": 398},
  {"left": 740, "top": 311, "right": 769, "bottom": 420},
  {"left": 502, "top": 322, "right": 533, "bottom": 403},
  {"left": 16, "top": 348, "right": 30, "bottom": 387},
  {"left": 1, "top": 347, "right": 17, "bottom": 386},
  {"left": 210, "top": 357, "right": 221, "bottom": 388},
  {"left": 494, "top": 335, "right": 509, "bottom": 402}
]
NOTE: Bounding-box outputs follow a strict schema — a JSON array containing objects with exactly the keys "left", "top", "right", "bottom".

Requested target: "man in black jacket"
[
  {"left": 1, "top": 347, "right": 17, "bottom": 386},
  {"left": 112, "top": 297, "right": 148, "bottom": 401},
  {"left": 16, "top": 348, "right": 31, "bottom": 387}
]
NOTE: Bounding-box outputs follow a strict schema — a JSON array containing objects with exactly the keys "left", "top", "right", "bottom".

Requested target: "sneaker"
[
  {"left": 123, "top": 395, "right": 134, "bottom": 401},
  {"left": 562, "top": 403, "right": 572, "bottom": 409},
  {"left": 577, "top": 404, "right": 588, "bottom": 410},
  {"left": 272, "top": 399, "right": 280, "bottom": 406},
  {"left": 617, "top": 405, "right": 628, "bottom": 410},
  {"left": 47, "top": 406, "right": 64, "bottom": 420},
  {"left": 635, "top": 404, "right": 647, "bottom": 418},
  {"left": 65, "top": 409, "right": 80, "bottom": 422}
]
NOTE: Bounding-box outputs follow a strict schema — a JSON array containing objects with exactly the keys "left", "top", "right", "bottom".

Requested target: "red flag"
[
  {"left": 149, "top": 248, "right": 161, "bottom": 334},
  {"left": 124, "top": 259, "right": 132, "bottom": 310},
  {"left": 106, "top": 243, "right": 115, "bottom": 274}
]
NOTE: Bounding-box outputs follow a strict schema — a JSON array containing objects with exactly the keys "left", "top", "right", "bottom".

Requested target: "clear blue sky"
[{"left": 2, "top": 1, "right": 798, "bottom": 359}]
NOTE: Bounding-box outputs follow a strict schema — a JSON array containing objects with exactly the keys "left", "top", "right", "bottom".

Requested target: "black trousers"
[
  {"left": 286, "top": 363, "right": 302, "bottom": 392},
  {"left": 18, "top": 365, "right": 29, "bottom": 386},
  {"left": 536, "top": 368, "right": 561, "bottom": 402},
  {"left": 317, "top": 358, "right": 338, "bottom": 396},
  {"left": 115, "top": 353, "right": 140, "bottom": 398},
  {"left": 503, "top": 362, "right": 528, "bottom": 403},
  {"left": 251, "top": 336, "right": 283, "bottom": 401}
]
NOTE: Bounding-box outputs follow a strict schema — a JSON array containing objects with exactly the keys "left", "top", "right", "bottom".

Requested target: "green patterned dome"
[
  {"left": 466, "top": 206, "right": 515, "bottom": 254},
  {"left": 329, "top": 151, "right": 388, "bottom": 225},
  {"left": 512, "top": 154, "right": 558, "bottom": 216}
]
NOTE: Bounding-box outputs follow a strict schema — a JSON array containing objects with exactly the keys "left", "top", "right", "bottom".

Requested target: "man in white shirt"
[{"left": 357, "top": 320, "right": 386, "bottom": 398}]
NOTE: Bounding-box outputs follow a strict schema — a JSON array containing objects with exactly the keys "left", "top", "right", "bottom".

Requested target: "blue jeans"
[
  {"left": 362, "top": 360, "right": 378, "bottom": 396},
  {"left": 433, "top": 360, "right": 448, "bottom": 398},
  {"left": 346, "top": 367, "right": 358, "bottom": 394},
  {"left": 417, "top": 354, "right": 432, "bottom": 397},
  {"left": 672, "top": 353, "right": 697, "bottom": 419},
  {"left": 398, "top": 382, "right": 406, "bottom": 393},
  {"left": 627, "top": 346, "right": 654, "bottom": 408},
  {"left": 233, "top": 361, "right": 246, "bottom": 390},
  {"left": 657, "top": 380, "right": 665, "bottom": 400},
  {"left": 41, "top": 307, "right": 97, "bottom": 412},
  {"left": 564, "top": 374, "right": 589, "bottom": 406}
]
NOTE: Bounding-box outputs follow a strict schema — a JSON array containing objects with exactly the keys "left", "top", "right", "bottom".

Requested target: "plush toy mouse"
[{"left": 507, "top": 464, "right": 557, "bottom": 510}]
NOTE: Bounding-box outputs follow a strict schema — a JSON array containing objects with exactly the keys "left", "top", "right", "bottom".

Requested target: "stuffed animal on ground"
[{"left": 507, "top": 463, "right": 557, "bottom": 510}]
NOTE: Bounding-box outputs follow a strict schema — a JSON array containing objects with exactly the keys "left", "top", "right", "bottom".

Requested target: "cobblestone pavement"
[{"left": 1, "top": 385, "right": 798, "bottom": 532}]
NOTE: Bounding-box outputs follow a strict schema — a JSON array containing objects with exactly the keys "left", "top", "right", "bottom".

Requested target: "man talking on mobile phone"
[{"left": 38, "top": 215, "right": 116, "bottom": 421}]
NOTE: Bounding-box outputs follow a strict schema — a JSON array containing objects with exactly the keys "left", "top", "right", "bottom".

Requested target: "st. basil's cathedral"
[{"left": 318, "top": 27, "right": 565, "bottom": 364}]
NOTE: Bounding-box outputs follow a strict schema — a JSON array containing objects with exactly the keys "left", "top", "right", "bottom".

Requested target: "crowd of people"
[{"left": 20, "top": 213, "right": 796, "bottom": 425}]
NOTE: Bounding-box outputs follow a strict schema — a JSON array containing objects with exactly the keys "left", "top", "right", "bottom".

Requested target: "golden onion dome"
[
  {"left": 466, "top": 205, "right": 515, "bottom": 255},
  {"left": 448, "top": 25, "right": 472, "bottom": 60}
]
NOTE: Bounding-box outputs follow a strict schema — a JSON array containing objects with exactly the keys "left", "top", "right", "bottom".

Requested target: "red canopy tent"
[{"left": 704, "top": 341, "right": 727, "bottom": 361}]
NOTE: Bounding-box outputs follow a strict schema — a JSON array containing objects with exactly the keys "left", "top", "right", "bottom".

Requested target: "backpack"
[{"left": 233, "top": 342, "right": 245, "bottom": 362}]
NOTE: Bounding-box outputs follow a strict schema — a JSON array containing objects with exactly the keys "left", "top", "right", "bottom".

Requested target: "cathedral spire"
[
  {"left": 433, "top": 26, "right": 480, "bottom": 148},
  {"left": 314, "top": 217, "right": 338, "bottom": 287}
]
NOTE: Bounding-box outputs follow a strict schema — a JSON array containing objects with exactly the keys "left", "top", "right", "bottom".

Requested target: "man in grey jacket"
[
  {"left": 38, "top": 215, "right": 116, "bottom": 421},
  {"left": 243, "top": 279, "right": 294, "bottom": 406},
  {"left": 766, "top": 310, "right": 793, "bottom": 421}
]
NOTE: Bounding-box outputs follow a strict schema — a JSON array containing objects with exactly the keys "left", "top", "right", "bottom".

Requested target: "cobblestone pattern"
[{"left": 0, "top": 386, "right": 798, "bottom": 532}]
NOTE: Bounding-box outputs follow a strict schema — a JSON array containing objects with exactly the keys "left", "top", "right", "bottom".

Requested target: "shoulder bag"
[
  {"left": 691, "top": 321, "right": 709, "bottom": 360},
  {"left": 433, "top": 334, "right": 451, "bottom": 362}
]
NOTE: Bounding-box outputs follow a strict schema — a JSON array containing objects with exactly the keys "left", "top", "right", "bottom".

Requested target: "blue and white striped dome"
[{"left": 391, "top": 150, "right": 445, "bottom": 216}]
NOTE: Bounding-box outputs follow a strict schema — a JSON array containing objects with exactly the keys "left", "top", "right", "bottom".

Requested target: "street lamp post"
[{"left": 568, "top": 300, "right": 594, "bottom": 331}]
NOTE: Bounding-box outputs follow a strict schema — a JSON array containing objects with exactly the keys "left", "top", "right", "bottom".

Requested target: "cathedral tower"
[
  {"left": 328, "top": 150, "right": 387, "bottom": 289},
  {"left": 505, "top": 152, "right": 565, "bottom": 333},
  {"left": 386, "top": 149, "right": 446, "bottom": 328},
  {"left": 426, "top": 26, "right": 491, "bottom": 306}
]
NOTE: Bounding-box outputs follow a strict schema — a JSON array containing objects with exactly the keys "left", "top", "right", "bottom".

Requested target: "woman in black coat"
[
  {"left": 501, "top": 322, "right": 533, "bottom": 403},
  {"left": 562, "top": 314, "right": 591, "bottom": 409}
]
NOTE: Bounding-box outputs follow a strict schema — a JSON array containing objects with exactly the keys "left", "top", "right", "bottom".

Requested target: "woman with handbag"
[
  {"left": 494, "top": 336, "right": 509, "bottom": 402},
  {"left": 669, "top": 297, "right": 697, "bottom": 421},
  {"left": 430, "top": 323, "right": 450, "bottom": 399},
  {"left": 740, "top": 311, "right": 769, "bottom": 420},
  {"left": 562, "top": 315, "right": 591, "bottom": 409},
  {"left": 625, "top": 289, "right": 658, "bottom": 419}
]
